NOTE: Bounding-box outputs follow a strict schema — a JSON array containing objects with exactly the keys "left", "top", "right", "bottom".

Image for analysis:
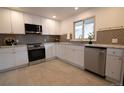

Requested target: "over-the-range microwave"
[{"left": 25, "top": 24, "right": 42, "bottom": 34}]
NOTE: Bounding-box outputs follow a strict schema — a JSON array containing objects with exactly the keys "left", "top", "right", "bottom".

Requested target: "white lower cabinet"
[
  {"left": 67, "top": 45, "right": 84, "bottom": 67},
  {"left": 45, "top": 43, "right": 56, "bottom": 59},
  {"left": 45, "top": 43, "right": 84, "bottom": 68},
  {"left": 15, "top": 52, "right": 28, "bottom": 66},
  {"left": 15, "top": 46, "right": 28, "bottom": 66},
  {"left": 106, "top": 48, "right": 123, "bottom": 83},
  {"left": 0, "top": 46, "right": 28, "bottom": 71},
  {"left": 0, "top": 52, "right": 15, "bottom": 70},
  {"left": 74, "top": 47, "right": 84, "bottom": 67}
]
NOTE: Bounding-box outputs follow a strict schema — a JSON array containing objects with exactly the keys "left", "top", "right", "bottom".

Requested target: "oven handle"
[{"left": 28, "top": 47, "right": 45, "bottom": 50}]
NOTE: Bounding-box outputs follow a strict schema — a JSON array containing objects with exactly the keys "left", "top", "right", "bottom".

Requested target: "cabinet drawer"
[
  {"left": 0, "top": 47, "right": 14, "bottom": 54},
  {"left": 107, "top": 48, "right": 123, "bottom": 57},
  {"left": 14, "top": 46, "right": 27, "bottom": 52}
]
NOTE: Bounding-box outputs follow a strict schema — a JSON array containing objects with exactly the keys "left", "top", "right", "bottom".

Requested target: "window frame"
[{"left": 73, "top": 16, "right": 96, "bottom": 41}]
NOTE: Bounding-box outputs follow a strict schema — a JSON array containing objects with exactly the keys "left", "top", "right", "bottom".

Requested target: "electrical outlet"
[
  {"left": 112, "top": 38, "right": 118, "bottom": 44},
  {"left": 16, "top": 39, "right": 19, "bottom": 43}
]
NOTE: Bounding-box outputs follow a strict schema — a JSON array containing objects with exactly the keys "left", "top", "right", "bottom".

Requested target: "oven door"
[{"left": 28, "top": 48, "right": 45, "bottom": 62}]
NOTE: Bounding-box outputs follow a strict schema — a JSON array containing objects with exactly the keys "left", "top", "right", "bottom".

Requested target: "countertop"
[
  {"left": 0, "top": 45, "right": 27, "bottom": 48},
  {"left": 0, "top": 43, "right": 124, "bottom": 49},
  {"left": 45, "top": 42, "right": 124, "bottom": 49},
  {"left": 44, "top": 42, "right": 85, "bottom": 46},
  {"left": 85, "top": 44, "right": 124, "bottom": 49}
]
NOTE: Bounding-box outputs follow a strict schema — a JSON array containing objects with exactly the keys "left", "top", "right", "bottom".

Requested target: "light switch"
[{"left": 112, "top": 38, "right": 118, "bottom": 44}]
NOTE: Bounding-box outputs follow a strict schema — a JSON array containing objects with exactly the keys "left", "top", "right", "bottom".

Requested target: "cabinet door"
[
  {"left": 65, "top": 45, "right": 73, "bottom": 62},
  {"left": 45, "top": 45, "right": 50, "bottom": 59},
  {"left": 56, "top": 44, "right": 61, "bottom": 58},
  {"left": 42, "top": 20, "right": 49, "bottom": 35},
  {"left": 51, "top": 44, "right": 56, "bottom": 57},
  {"left": 60, "top": 44, "right": 65, "bottom": 59},
  {"left": 23, "top": 13, "right": 33, "bottom": 24},
  {"left": 75, "top": 48, "right": 84, "bottom": 67},
  {"left": 64, "top": 45, "right": 69, "bottom": 61},
  {"left": 32, "top": 15, "right": 41, "bottom": 25},
  {"left": 54, "top": 22, "right": 60, "bottom": 35},
  {"left": 42, "top": 19, "right": 60, "bottom": 35},
  {"left": 45, "top": 44, "right": 54, "bottom": 59},
  {"left": 68, "top": 46, "right": 76, "bottom": 63},
  {"left": 23, "top": 13, "right": 41, "bottom": 25},
  {"left": 11, "top": 11, "right": 25, "bottom": 34},
  {"left": 54, "top": 44, "right": 58, "bottom": 56},
  {"left": 0, "top": 53, "right": 15, "bottom": 70},
  {"left": 14, "top": 46, "right": 28, "bottom": 66},
  {"left": 106, "top": 55, "right": 122, "bottom": 81},
  {"left": 0, "top": 8, "right": 11, "bottom": 34},
  {"left": 15, "top": 52, "right": 28, "bottom": 66}
]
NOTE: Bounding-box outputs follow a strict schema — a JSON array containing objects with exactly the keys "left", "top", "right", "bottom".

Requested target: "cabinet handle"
[
  {"left": 99, "top": 51, "right": 105, "bottom": 55},
  {"left": 99, "top": 51, "right": 105, "bottom": 53},
  {"left": 112, "top": 72, "right": 114, "bottom": 74},
  {"left": 118, "top": 57, "right": 122, "bottom": 61}
]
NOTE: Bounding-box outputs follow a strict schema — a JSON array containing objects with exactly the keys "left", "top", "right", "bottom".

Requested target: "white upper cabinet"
[
  {"left": 0, "top": 8, "right": 25, "bottom": 34},
  {"left": 23, "top": 13, "right": 41, "bottom": 25},
  {"left": 0, "top": 8, "right": 60, "bottom": 35},
  {"left": 11, "top": 11, "right": 25, "bottom": 34},
  {"left": 41, "top": 18, "right": 60, "bottom": 35},
  {"left": 0, "top": 8, "right": 12, "bottom": 34}
]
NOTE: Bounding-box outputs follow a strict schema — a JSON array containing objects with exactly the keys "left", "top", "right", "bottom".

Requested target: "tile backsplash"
[
  {"left": 0, "top": 29, "right": 124, "bottom": 46},
  {"left": 0, "top": 34, "right": 60, "bottom": 46},
  {"left": 96, "top": 29, "right": 124, "bottom": 45}
]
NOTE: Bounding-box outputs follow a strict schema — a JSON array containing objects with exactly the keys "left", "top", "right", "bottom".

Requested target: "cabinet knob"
[{"left": 113, "top": 51, "right": 115, "bottom": 54}]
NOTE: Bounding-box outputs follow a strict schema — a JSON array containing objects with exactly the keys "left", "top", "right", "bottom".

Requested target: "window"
[
  {"left": 74, "top": 20, "right": 83, "bottom": 39},
  {"left": 84, "top": 17, "right": 95, "bottom": 39},
  {"left": 74, "top": 17, "right": 95, "bottom": 40}
]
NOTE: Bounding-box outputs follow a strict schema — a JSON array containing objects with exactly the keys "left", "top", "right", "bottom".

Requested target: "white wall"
[{"left": 60, "top": 8, "right": 124, "bottom": 35}]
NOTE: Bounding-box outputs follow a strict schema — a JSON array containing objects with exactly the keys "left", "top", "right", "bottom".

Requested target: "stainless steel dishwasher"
[{"left": 84, "top": 46, "right": 107, "bottom": 77}]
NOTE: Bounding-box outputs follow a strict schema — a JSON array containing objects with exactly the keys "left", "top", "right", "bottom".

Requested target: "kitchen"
[{"left": 0, "top": 7, "right": 124, "bottom": 86}]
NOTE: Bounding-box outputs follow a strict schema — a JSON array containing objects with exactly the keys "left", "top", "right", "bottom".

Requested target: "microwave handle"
[
  {"left": 39, "top": 26, "right": 40, "bottom": 31},
  {"left": 39, "top": 25, "right": 42, "bottom": 32}
]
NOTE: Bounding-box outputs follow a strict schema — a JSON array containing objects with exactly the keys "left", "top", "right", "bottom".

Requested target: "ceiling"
[{"left": 7, "top": 7, "right": 90, "bottom": 21}]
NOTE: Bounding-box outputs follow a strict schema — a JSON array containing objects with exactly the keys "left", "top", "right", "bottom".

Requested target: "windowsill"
[{"left": 70, "top": 39, "right": 96, "bottom": 42}]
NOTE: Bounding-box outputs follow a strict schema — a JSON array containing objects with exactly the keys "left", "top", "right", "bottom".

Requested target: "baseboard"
[
  {"left": 29, "top": 59, "right": 46, "bottom": 66},
  {"left": 45, "top": 57, "right": 57, "bottom": 61},
  {"left": 0, "top": 57, "right": 83, "bottom": 73},
  {"left": 106, "top": 76, "right": 121, "bottom": 85},
  {"left": 57, "top": 57, "right": 84, "bottom": 70},
  {"left": 0, "top": 64, "right": 28, "bottom": 73}
]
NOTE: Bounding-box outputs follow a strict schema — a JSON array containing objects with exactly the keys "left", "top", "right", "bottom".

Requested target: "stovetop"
[{"left": 27, "top": 43, "right": 44, "bottom": 49}]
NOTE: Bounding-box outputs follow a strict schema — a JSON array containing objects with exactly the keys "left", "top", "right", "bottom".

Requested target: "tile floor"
[{"left": 0, "top": 59, "right": 112, "bottom": 86}]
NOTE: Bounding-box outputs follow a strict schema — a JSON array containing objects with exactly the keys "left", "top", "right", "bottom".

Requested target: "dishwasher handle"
[{"left": 99, "top": 50, "right": 106, "bottom": 54}]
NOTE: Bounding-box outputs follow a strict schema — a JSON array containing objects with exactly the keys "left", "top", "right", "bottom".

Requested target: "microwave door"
[{"left": 25, "top": 24, "right": 42, "bottom": 34}]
